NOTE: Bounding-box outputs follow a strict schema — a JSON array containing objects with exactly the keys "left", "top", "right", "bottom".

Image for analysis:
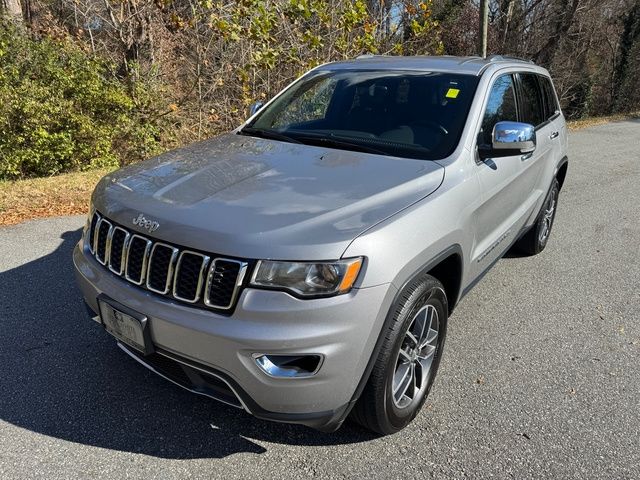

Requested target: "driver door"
[{"left": 470, "top": 73, "right": 533, "bottom": 277}]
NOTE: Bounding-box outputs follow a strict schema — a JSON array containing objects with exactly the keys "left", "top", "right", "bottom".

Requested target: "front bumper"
[{"left": 73, "top": 240, "right": 396, "bottom": 430}]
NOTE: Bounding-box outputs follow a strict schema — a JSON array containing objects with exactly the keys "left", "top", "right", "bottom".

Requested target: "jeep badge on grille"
[{"left": 133, "top": 213, "right": 160, "bottom": 233}]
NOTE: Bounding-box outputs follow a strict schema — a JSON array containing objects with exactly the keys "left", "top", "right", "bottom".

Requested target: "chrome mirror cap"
[
  {"left": 248, "top": 101, "right": 264, "bottom": 117},
  {"left": 492, "top": 121, "right": 536, "bottom": 153}
]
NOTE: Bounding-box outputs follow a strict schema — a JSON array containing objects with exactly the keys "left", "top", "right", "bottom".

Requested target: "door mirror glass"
[
  {"left": 249, "top": 101, "right": 264, "bottom": 117},
  {"left": 492, "top": 121, "right": 536, "bottom": 153}
]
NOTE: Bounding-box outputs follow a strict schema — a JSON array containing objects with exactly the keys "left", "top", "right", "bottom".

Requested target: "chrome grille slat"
[
  {"left": 146, "top": 243, "right": 179, "bottom": 295},
  {"left": 204, "top": 259, "right": 248, "bottom": 309},
  {"left": 125, "top": 234, "right": 152, "bottom": 285},
  {"left": 108, "top": 227, "right": 130, "bottom": 275},
  {"left": 173, "top": 251, "right": 210, "bottom": 303},
  {"left": 87, "top": 212, "right": 244, "bottom": 311},
  {"left": 95, "top": 219, "right": 113, "bottom": 265},
  {"left": 88, "top": 212, "right": 101, "bottom": 254}
]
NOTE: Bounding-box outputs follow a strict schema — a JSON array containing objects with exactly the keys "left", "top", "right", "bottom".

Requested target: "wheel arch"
[
  {"left": 338, "top": 244, "right": 464, "bottom": 427},
  {"left": 555, "top": 156, "right": 569, "bottom": 190}
]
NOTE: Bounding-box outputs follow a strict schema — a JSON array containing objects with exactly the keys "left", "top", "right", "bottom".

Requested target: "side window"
[
  {"left": 519, "top": 74, "right": 544, "bottom": 127},
  {"left": 539, "top": 76, "right": 559, "bottom": 119},
  {"left": 479, "top": 74, "right": 518, "bottom": 146}
]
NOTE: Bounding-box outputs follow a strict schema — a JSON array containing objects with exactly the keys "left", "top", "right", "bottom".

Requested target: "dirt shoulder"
[{"left": 0, "top": 169, "right": 110, "bottom": 226}]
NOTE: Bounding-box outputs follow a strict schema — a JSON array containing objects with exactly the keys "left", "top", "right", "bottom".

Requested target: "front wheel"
[{"left": 350, "top": 275, "right": 448, "bottom": 435}]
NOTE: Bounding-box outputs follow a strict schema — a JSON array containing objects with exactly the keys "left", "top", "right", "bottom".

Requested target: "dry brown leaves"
[{"left": 0, "top": 169, "right": 111, "bottom": 226}]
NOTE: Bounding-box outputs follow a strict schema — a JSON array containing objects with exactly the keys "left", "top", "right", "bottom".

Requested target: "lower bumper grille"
[
  {"left": 120, "top": 344, "right": 244, "bottom": 409},
  {"left": 87, "top": 211, "right": 248, "bottom": 312}
]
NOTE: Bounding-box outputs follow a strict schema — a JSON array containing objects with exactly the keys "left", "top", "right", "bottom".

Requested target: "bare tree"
[{"left": 1, "top": 0, "right": 23, "bottom": 24}]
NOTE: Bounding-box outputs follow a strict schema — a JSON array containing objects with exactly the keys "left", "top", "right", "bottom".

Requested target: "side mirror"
[
  {"left": 248, "top": 101, "right": 264, "bottom": 117},
  {"left": 492, "top": 121, "right": 536, "bottom": 153},
  {"left": 479, "top": 121, "right": 536, "bottom": 159}
]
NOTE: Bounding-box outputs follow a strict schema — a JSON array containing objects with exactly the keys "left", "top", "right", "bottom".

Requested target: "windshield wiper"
[
  {"left": 238, "top": 127, "right": 303, "bottom": 144},
  {"left": 293, "top": 133, "right": 389, "bottom": 156}
]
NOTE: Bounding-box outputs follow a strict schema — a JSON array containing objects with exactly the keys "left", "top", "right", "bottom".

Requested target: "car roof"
[{"left": 317, "top": 55, "right": 543, "bottom": 77}]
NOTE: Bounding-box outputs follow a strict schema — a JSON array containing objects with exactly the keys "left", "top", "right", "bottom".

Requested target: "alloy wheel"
[{"left": 391, "top": 304, "right": 439, "bottom": 409}]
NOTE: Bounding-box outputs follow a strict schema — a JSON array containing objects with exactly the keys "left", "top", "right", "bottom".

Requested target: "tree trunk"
[{"left": 1, "top": 0, "right": 23, "bottom": 24}]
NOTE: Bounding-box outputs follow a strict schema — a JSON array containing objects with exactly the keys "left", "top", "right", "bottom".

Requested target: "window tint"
[
  {"left": 479, "top": 74, "right": 518, "bottom": 145},
  {"left": 519, "top": 74, "right": 544, "bottom": 126},
  {"left": 539, "top": 76, "right": 559, "bottom": 119}
]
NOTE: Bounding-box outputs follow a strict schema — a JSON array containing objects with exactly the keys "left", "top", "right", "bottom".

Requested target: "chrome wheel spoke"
[
  {"left": 398, "top": 348, "right": 412, "bottom": 363},
  {"left": 405, "top": 331, "right": 419, "bottom": 347},
  {"left": 394, "top": 363, "right": 414, "bottom": 404},
  {"left": 420, "top": 327, "right": 438, "bottom": 349}
]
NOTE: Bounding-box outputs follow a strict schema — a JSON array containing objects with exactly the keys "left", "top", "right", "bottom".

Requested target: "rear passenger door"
[
  {"left": 516, "top": 73, "right": 556, "bottom": 220},
  {"left": 538, "top": 75, "right": 565, "bottom": 182}
]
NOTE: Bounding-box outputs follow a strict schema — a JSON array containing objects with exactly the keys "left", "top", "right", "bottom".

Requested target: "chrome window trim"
[
  {"left": 108, "top": 226, "right": 130, "bottom": 276},
  {"left": 94, "top": 218, "right": 113, "bottom": 266},
  {"left": 87, "top": 211, "right": 101, "bottom": 254},
  {"left": 124, "top": 234, "right": 152, "bottom": 286},
  {"left": 146, "top": 242, "right": 179, "bottom": 295},
  {"left": 172, "top": 251, "right": 210, "bottom": 303},
  {"left": 204, "top": 258, "right": 248, "bottom": 310}
]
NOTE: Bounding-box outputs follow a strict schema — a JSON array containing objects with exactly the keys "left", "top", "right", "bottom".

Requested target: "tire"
[
  {"left": 350, "top": 275, "right": 448, "bottom": 435},
  {"left": 516, "top": 178, "right": 560, "bottom": 256}
]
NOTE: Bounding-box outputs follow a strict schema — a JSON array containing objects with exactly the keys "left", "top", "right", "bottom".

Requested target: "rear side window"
[
  {"left": 539, "top": 76, "right": 559, "bottom": 119},
  {"left": 479, "top": 74, "right": 518, "bottom": 145},
  {"left": 518, "top": 74, "right": 545, "bottom": 127}
]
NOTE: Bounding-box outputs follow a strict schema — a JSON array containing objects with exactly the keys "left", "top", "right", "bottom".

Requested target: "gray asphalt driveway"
[{"left": 1, "top": 120, "right": 639, "bottom": 479}]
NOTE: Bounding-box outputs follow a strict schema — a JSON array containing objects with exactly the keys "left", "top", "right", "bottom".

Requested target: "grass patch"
[{"left": 0, "top": 168, "right": 111, "bottom": 226}]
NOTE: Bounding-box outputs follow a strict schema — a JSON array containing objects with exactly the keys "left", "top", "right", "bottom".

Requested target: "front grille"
[{"left": 87, "top": 211, "right": 248, "bottom": 312}]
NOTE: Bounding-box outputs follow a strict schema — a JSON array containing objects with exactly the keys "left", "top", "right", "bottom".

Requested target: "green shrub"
[{"left": 0, "top": 24, "right": 166, "bottom": 179}]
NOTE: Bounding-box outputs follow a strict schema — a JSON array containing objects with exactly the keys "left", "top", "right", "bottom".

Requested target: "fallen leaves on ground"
[{"left": 0, "top": 169, "right": 111, "bottom": 226}]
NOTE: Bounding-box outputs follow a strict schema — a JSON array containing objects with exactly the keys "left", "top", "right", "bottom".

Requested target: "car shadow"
[{"left": 0, "top": 228, "right": 376, "bottom": 459}]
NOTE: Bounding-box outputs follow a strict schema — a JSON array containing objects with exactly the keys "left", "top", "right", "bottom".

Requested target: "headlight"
[{"left": 250, "top": 257, "right": 363, "bottom": 297}]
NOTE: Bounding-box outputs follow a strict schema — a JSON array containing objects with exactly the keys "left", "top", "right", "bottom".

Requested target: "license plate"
[{"left": 98, "top": 296, "right": 153, "bottom": 355}]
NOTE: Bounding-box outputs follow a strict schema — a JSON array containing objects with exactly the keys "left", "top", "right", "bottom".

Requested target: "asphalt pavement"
[{"left": 1, "top": 120, "right": 639, "bottom": 479}]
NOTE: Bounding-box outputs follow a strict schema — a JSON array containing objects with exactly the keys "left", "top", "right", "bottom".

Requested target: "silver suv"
[{"left": 74, "top": 55, "right": 568, "bottom": 435}]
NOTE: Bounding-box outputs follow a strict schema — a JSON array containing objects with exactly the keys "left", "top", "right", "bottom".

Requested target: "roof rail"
[
  {"left": 486, "top": 54, "right": 533, "bottom": 64},
  {"left": 355, "top": 54, "right": 377, "bottom": 60}
]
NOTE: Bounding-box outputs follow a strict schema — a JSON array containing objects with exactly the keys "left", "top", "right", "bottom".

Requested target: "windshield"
[{"left": 244, "top": 69, "right": 479, "bottom": 160}]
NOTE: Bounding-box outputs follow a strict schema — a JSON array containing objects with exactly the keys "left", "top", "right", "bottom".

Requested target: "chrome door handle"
[{"left": 549, "top": 131, "right": 559, "bottom": 139}]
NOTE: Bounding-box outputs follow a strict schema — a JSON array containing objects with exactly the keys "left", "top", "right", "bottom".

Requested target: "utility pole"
[{"left": 478, "top": 0, "right": 489, "bottom": 58}]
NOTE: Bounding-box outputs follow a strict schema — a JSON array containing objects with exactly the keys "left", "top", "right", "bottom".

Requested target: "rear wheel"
[
  {"left": 516, "top": 178, "right": 560, "bottom": 255},
  {"left": 350, "top": 275, "right": 448, "bottom": 435}
]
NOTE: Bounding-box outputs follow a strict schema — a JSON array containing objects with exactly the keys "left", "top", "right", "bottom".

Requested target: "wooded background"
[{"left": 1, "top": 0, "right": 639, "bottom": 179}]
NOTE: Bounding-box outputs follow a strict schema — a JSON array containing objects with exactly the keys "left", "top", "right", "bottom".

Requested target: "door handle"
[{"left": 549, "top": 131, "right": 559, "bottom": 139}]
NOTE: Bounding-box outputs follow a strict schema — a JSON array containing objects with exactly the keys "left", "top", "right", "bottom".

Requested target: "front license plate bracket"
[{"left": 97, "top": 294, "right": 154, "bottom": 356}]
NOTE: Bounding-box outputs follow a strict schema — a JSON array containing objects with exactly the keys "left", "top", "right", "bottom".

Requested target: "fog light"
[{"left": 254, "top": 354, "right": 322, "bottom": 378}]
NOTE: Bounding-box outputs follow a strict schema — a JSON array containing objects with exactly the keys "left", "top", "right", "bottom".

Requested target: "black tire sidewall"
[
  {"left": 383, "top": 280, "right": 448, "bottom": 431},
  {"left": 534, "top": 178, "right": 560, "bottom": 251}
]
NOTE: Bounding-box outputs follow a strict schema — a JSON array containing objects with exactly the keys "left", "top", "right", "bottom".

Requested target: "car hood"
[{"left": 93, "top": 134, "right": 444, "bottom": 260}]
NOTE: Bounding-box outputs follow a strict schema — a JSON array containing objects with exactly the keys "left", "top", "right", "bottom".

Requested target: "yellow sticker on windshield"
[{"left": 446, "top": 88, "right": 460, "bottom": 99}]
